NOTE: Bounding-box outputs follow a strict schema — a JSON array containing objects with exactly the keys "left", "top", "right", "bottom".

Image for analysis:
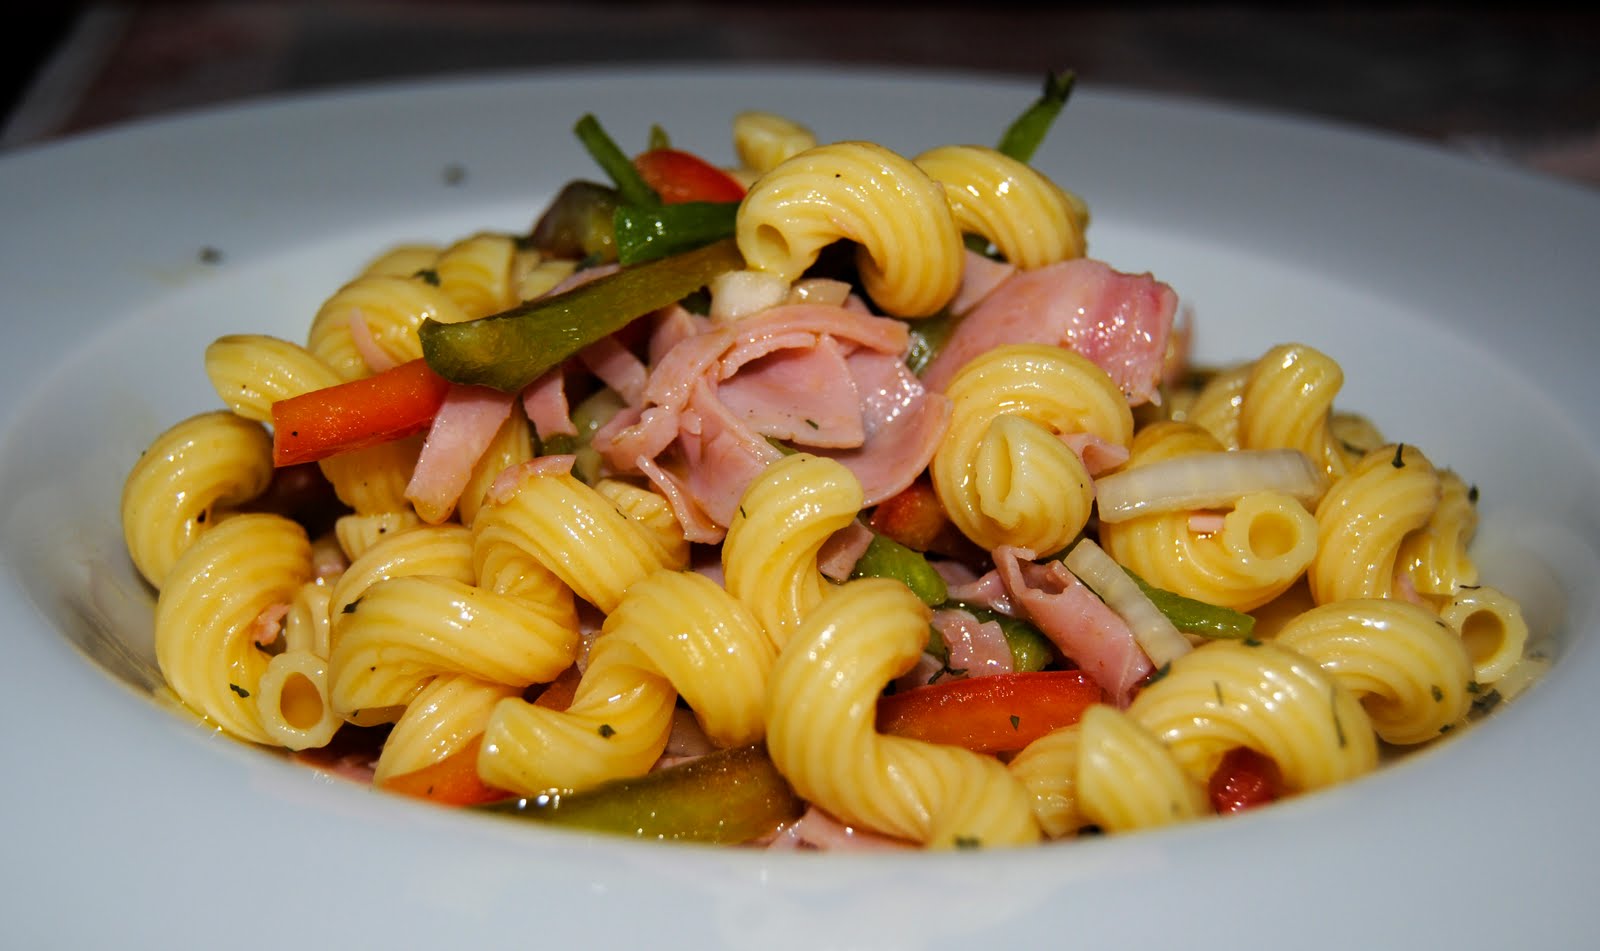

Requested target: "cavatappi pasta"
[{"left": 120, "top": 88, "right": 1544, "bottom": 850}]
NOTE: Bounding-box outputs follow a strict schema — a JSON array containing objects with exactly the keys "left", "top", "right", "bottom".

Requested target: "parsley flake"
[
  {"left": 953, "top": 835, "right": 982, "bottom": 850},
  {"left": 414, "top": 267, "right": 441, "bottom": 286},
  {"left": 1009, "top": 715, "right": 1021, "bottom": 731},
  {"left": 1431, "top": 684, "right": 1444, "bottom": 702},
  {"left": 1391, "top": 444, "right": 1407, "bottom": 468},
  {"left": 228, "top": 683, "right": 250, "bottom": 699},
  {"left": 598, "top": 723, "right": 616, "bottom": 739}
]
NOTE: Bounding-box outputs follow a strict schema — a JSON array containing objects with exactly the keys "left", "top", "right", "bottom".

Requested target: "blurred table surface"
[{"left": 5, "top": 1, "right": 1599, "bottom": 188}]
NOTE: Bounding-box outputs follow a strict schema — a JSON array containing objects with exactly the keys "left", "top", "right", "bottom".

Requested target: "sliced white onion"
[
  {"left": 709, "top": 269, "right": 790, "bottom": 323},
  {"left": 1094, "top": 448, "right": 1326, "bottom": 524},
  {"left": 1063, "top": 538, "right": 1191, "bottom": 668}
]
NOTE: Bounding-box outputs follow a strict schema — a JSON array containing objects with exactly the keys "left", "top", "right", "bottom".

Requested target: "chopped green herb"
[
  {"left": 574, "top": 114, "right": 660, "bottom": 209},
  {"left": 228, "top": 683, "right": 250, "bottom": 699},
  {"left": 1439, "top": 723, "right": 1454, "bottom": 734},
  {"left": 1009, "top": 714, "right": 1021, "bottom": 731},
  {"left": 1431, "top": 684, "right": 1444, "bottom": 702},
  {"left": 952, "top": 835, "right": 983, "bottom": 850},
  {"left": 598, "top": 723, "right": 617, "bottom": 739},
  {"left": 996, "top": 70, "right": 1076, "bottom": 163},
  {"left": 647, "top": 123, "right": 671, "bottom": 151},
  {"left": 1146, "top": 662, "right": 1172, "bottom": 685},
  {"left": 1468, "top": 484, "right": 1480, "bottom": 504},
  {"left": 1466, "top": 680, "right": 1482, "bottom": 694},
  {"left": 1332, "top": 690, "right": 1347, "bottom": 748},
  {"left": 1391, "top": 443, "right": 1407, "bottom": 468},
  {"left": 414, "top": 267, "right": 441, "bottom": 286},
  {"left": 1243, "top": 637, "right": 1263, "bottom": 647},
  {"left": 342, "top": 598, "right": 361, "bottom": 614},
  {"left": 1213, "top": 680, "right": 1224, "bottom": 705}
]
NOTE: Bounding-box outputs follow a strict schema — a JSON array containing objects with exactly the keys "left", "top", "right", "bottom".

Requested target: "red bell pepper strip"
[
  {"left": 633, "top": 148, "right": 747, "bottom": 205},
  {"left": 877, "top": 670, "right": 1103, "bottom": 754},
  {"left": 380, "top": 735, "right": 509, "bottom": 807},
  {"left": 270, "top": 358, "right": 451, "bottom": 467},
  {"left": 1208, "top": 746, "right": 1284, "bottom": 814},
  {"left": 868, "top": 478, "right": 949, "bottom": 552}
]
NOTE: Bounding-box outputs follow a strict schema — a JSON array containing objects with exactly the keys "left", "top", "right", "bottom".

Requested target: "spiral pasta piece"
[
  {"left": 1005, "top": 726, "right": 1085, "bottom": 838},
  {"left": 766, "top": 578, "right": 1040, "bottom": 848},
  {"left": 593, "top": 478, "right": 691, "bottom": 570},
  {"left": 373, "top": 673, "right": 520, "bottom": 783},
  {"left": 1311, "top": 444, "right": 1440, "bottom": 605},
  {"left": 122, "top": 410, "right": 274, "bottom": 588},
  {"left": 307, "top": 273, "right": 471, "bottom": 380},
  {"left": 1098, "top": 422, "right": 1319, "bottom": 611},
  {"left": 1273, "top": 599, "right": 1473, "bottom": 745},
  {"left": 932, "top": 344, "right": 1133, "bottom": 554},
  {"left": 360, "top": 243, "right": 441, "bottom": 278},
  {"left": 317, "top": 436, "right": 421, "bottom": 515},
  {"left": 1439, "top": 585, "right": 1530, "bottom": 686},
  {"left": 737, "top": 141, "right": 963, "bottom": 317},
  {"left": 334, "top": 511, "right": 424, "bottom": 562},
  {"left": 454, "top": 409, "right": 534, "bottom": 529},
  {"left": 204, "top": 334, "right": 342, "bottom": 423},
  {"left": 470, "top": 465, "right": 671, "bottom": 614},
  {"left": 434, "top": 232, "right": 519, "bottom": 318},
  {"left": 1183, "top": 363, "right": 1250, "bottom": 450},
  {"left": 1128, "top": 640, "right": 1377, "bottom": 792},
  {"left": 1239, "top": 343, "right": 1354, "bottom": 480},
  {"left": 255, "top": 649, "right": 342, "bottom": 751},
  {"left": 914, "top": 144, "right": 1086, "bottom": 267},
  {"left": 328, "top": 574, "right": 578, "bottom": 719},
  {"left": 154, "top": 513, "right": 312, "bottom": 744},
  {"left": 721, "top": 453, "right": 863, "bottom": 649},
  {"left": 329, "top": 523, "right": 476, "bottom": 619},
  {"left": 1397, "top": 469, "right": 1479, "bottom": 598}
]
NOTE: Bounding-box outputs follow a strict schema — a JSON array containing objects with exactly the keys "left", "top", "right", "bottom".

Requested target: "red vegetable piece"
[
  {"left": 633, "top": 148, "right": 747, "bottom": 205},
  {"left": 270, "top": 358, "right": 451, "bottom": 467},
  {"left": 877, "top": 670, "right": 1103, "bottom": 754},
  {"left": 1208, "top": 746, "right": 1284, "bottom": 814},
  {"left": 380, "top": 735, "right": 509, "bottom": 807},
  {"left": 869, "top": 478, "right": 949, "bottom": 552}
]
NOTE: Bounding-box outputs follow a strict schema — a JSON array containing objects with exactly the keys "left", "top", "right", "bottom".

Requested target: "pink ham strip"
[
  {"left": 591, "top": 404, "right": 681, "bottom": 472},
  {"left": 817, "top": 519, "right": 876, "bottom": 581},
  {"left": 406, "top": 384, "right": 517, "bottom": 523},
  {"left": 484, "top": 454, "right": 575, "bottom": 507},
  {"left": 932, "top": 608, "right": 1014, "bottom": 678},
  {"left": 715, "top": 335, "right": 865, "bottom": 448},
  {"left": 347, "top": 308, "right": 400, "bottom": 374},
  {"left": 923, "top": 257, "right": 1177, "bottom": 406},
  {"left": 251, "top": 602, "right": 291, "bottom": 646},
  {"left": 947, "top": 249, "right": 1017, "bottom": 316},
  {"left": 992, "top": 546, "right": 1152, "bottom": 705},
  {"left": 545, "top": 261, "right": 621, "bottom": 297},
  {"left": 766, "top": 806, "right": 913, "bottom": 851},
  {"left": 1062, "top": 431, "right": 1130, "bottom": 476},
  {"left": 813, "top": 349, "right": 952, "bottom": 505},
  {"left": 635, "top": 455, "right": 725, "bottom": 545},
  {"left": 521, "top": 367, "right": 576, "bottom": 438},
  {"left": 648, "top": 305, "right": 712, "bottom": 365},
  {"left": 579, "top": 336, "right": 649, "bottom": 406},
  {"left": 678, "top": 382, "right": 785, "bottom": 527}
]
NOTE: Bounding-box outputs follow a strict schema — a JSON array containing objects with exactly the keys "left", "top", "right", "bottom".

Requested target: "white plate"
[{"left": 2, "top": 66, "right": 1597, "bottom": 949}]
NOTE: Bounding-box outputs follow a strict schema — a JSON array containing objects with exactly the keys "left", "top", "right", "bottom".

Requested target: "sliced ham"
[
  {"left": 405, "top": 384, "right": 517, "bottom": 523},
  {"left": 521, "top": 366, "right": 576, "bottom": 438},
  {"left": 923, "top": 258, "right": 1177, "bottom": 406},
  {"left": 991, "top": 546, "right": 1152, "bottom": 705},
  {"left": 484, "top": 454, "right": 576, "bottom": 507},
  {"left": 767, "top": 806, "right": 913, "bottom": 852},
  {"left": 932, "top": 608, "right": 1014, "bottom": 678},
  {"left": 947, "top": 249, "right": 1017, "bottom": 316},
  {"left": 715, "top": 335, "right": 865, "bottom": 448},
  {"left": 816, "top": 519, "right": 876, "bottom": 581},
  {"left": 578, "top": 336, "right": 649, "bottom": 406}
]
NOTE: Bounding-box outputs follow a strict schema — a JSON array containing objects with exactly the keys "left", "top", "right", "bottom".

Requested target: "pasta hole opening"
[
  {"left": 1458, "top": 609, "right": 1506, "bottom": 668},
  {"left": 750, "top": 223, "right": 793, "bottom": 274},
  {"left": 1245, "top": 511, "right": 1299, "bottom": 561},
  {"left": 278, "top": 672, "right": 326, "bottom": 730}
]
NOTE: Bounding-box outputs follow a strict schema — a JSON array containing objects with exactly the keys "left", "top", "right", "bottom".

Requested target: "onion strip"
[
  {"left": 1094, "top": 448, "right": 1326, "bottom": 523},
  {"left": 1063, "top": 539, "right": 1191, "bottom": 668}
]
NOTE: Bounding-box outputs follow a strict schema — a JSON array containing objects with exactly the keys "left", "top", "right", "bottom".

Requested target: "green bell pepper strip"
[
  {"left": 527, "top": 180, "right": 620, "bottom": 264},
  {"left": 419, "top": 238, "right": 744, "bottom": 393},
  {"left": 613, "top": 201, "right": 741, "bottom": 265},
  {"left": 903, "top": 307, "right": 961, "bottom": 377},
  {"left": 475, "top": 744, "right": 802, "bottom": 844},
  {"left": 573, "top": 113, "right": 660, "bottom": 209},
  {"left": 1125, "top": 569, "right": 1256, "bottom": 639},
  {"left": 851, "top": 532, "right": 949, "bottom": 607},
  {"left": 995, "top": 69, "right": 1076, "bottom": 163}
]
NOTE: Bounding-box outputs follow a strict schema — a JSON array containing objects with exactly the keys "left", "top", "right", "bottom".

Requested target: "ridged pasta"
[
  {"left": 334, "top": 511, "right": 424, "bottom": 562},
  {"left": 766, "top": 578, "right": 1041, "bottom": 848},
  {"left": 329, "top": 523, "right": 476, "bottom": 619},
  {"left": 203, "top": 334, "right": 342, "bottom": 422},
  {"left": 1075, "top": 704, "right": 1209, "bottom": 832},
  {"left": 914, "top": 144, "right": 1086, "bottom": 267},
  {"left": 1397, "top": 469, "right": 1479, "bottom": 598},
  {"left": 317, "top": 436, "right": 421, "bottom": 515},
  {"left": 932, "top": 343, "right": 1133, "bottom": 554},
  {"left": 1098, "top": 422, "right": 1319, "bottom": 611},
  {"left": 1273, "top": 599, "right": 1473, "bottom": 744},
  {"left": 307, "top": 273, "right": 471, "bottom": 380},
  {"left": 373, "top": 673, "right": 520, "bottom": 783},
  {"left": 435, "top": 232, "right": 519, "bottom": 318},
  {"left": 1439, "top": 585, "right": 1530, "bottom": 686},
  {"left": 469, "top": 465, "right": 672, "bottom": 614},
  {"left": 732, "top": 111, "right": 817, "bottom": 174},
  {"left": 121, "top": 410, "right": 274, "bottom": 588},
  {"left": 1128, "top": 640, "right": 1378, "bottom": 792},
  {"left": 593, "top": 478, "right": 691, "bottom": 570},
  {"left": 720, "top": 453, "right": 863, "bottom": 649},
  {"left": 737, "top": 141, "right": 963, "bottom": 317},
  {"left": 360, "top": 243, "right": 441, "bottom": 278},
  {"left": 328, "top": 573, "right": 578, "bottom": 719},
  {"left": 254, "top": 649, "right": 342, "bottom": 750},
  {"left": 454, "top": 409, "right": 534, "bottom": 529},
  {"left": 477, "top": 569, "right": 774, "bottom": 795},
  {"left": 1183, "top": 363, "right": 1250, "bottom": 450},
  {"left": 153, "top": 513, "right": 313, "bottom": 744},
  {"left": 1310, "top": 444, "right": 1440, "bottom": 604},
  {"left": 1005, "top": 726, "right": 1085, "bottom": 838},
  {"left": 1239, "top": 343, "right": 1353, "bottom": 480}
]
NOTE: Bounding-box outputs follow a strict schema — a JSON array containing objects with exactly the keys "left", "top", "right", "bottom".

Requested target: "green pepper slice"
[
  {"left": 476, "top": 744, "right": 802, "bottom": 844},
  {"left": 420, "top": 238, "right": 743, "bottom": 393},
  {"left": 1126, "top": 570, "right": 1256, "bottom": 639},
  {"left": 851, "top": 532, "right": 949, "bottom": 607}
]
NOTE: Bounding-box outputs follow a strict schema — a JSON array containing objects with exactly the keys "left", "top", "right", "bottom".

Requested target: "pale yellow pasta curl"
[
  {"left": 434, "top": 232, "right": 519, "bottom": 319},
  {"left": 307, "top": 273, "right": 471, "bottom": 380},
  {"left": 914, "top": 144, "right": 1086, "bottom": 267},
  {"left": 360, "top": 243, "right": 441, "bottom": 278},
  {"left": 766, "top": 578, "right": 1041, "bottom": 849},
  {"left": 736, "top": 141, "right": 964, "bottom": 317},
  {"left": 153, "top": 513, "right": 312, "bottom": 744},
  {"left": 1098, "top": 421, "right": 1319, "bottom": 611},
  {"left": 478, "top": 569, "right": 774, "bottom": 796},
  {"left": 254, "top": 649, "right": 342, "bottom": 751},
  {"left": 373, "top": 673, "right": 520, "bottom": 784},
  {"left": 1274, "top": 599, "right": 1473, "bottom": 745},
  {"left": 1239, "top": 343, "right": 1354, "bottom": 481},
  {"left": 122, "top": 410, "right": 273, "bottom": 589},
  {"left": 1310, "top": 443, "right": 1440, "bottom": 605},
  {"left": 203, "top": 334, "right": 342, "bottom": 423},
  {"left": 455, "top": 409, "right": 535, "bottom": 529},
  {"left": 732, "top": 111, "right": 817, "bottom": 174},
  {"left": 1182, "top": 363, "right": 1250, "bottom": 450},
  {"left": 1397, "top": 469, "right": 1479, "bottom": 598},
  {"left": 329, "top": 523, "right": 476, "bottom": 619},
  {"left": 932, "top": 344, "right": 1132, "bottom": 554},
  {"left": 1128, "top": 640, "right": 1378, "bottom": 793},
  {"left": 721, "top": 453, "right": 863, "bottom": 650},
  {"left": 1440, "top": 585, "right": 1530, "bottom": 686}
]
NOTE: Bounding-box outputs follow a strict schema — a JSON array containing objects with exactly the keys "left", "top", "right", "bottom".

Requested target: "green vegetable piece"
[
  {"left": 943, "top": 602, "right": 1053, "bottom": 673},
  {"left": 527, "top": 181, "right": 620, "bottom": 264},
  {"left": 995, "top": 70, "right": 1076, "bottom": 163},
  {"left": 903, "top": 308, "right": 962, "bottom": 377},
  {"left": 614, "top": 201, "right": 740, "bottom": 265},
  {"left": 574, "top": 113, "right": 659, "bottom": 209},
  {"left": 1125, "top": 569, "right": 1255, "bottom": 638},
  {"left": 476, "top": 744, "right": 802, "bottom": 844},
  {"left": 852, "top": 532, "right": 949, "bottom": 607},
  {"left": 567, "top": 386, "right": 629, "bottom": 484},
  {"left": 420, "top": 238, "right": 744, "bottom": 393},
  {"left": 647, "top": 123, "right": 672, "bottom": 151}
]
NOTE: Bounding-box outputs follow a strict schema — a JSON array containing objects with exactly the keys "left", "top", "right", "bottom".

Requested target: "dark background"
[{"left": 6, "top": 2, "right": 1599, "bottom": 185}]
